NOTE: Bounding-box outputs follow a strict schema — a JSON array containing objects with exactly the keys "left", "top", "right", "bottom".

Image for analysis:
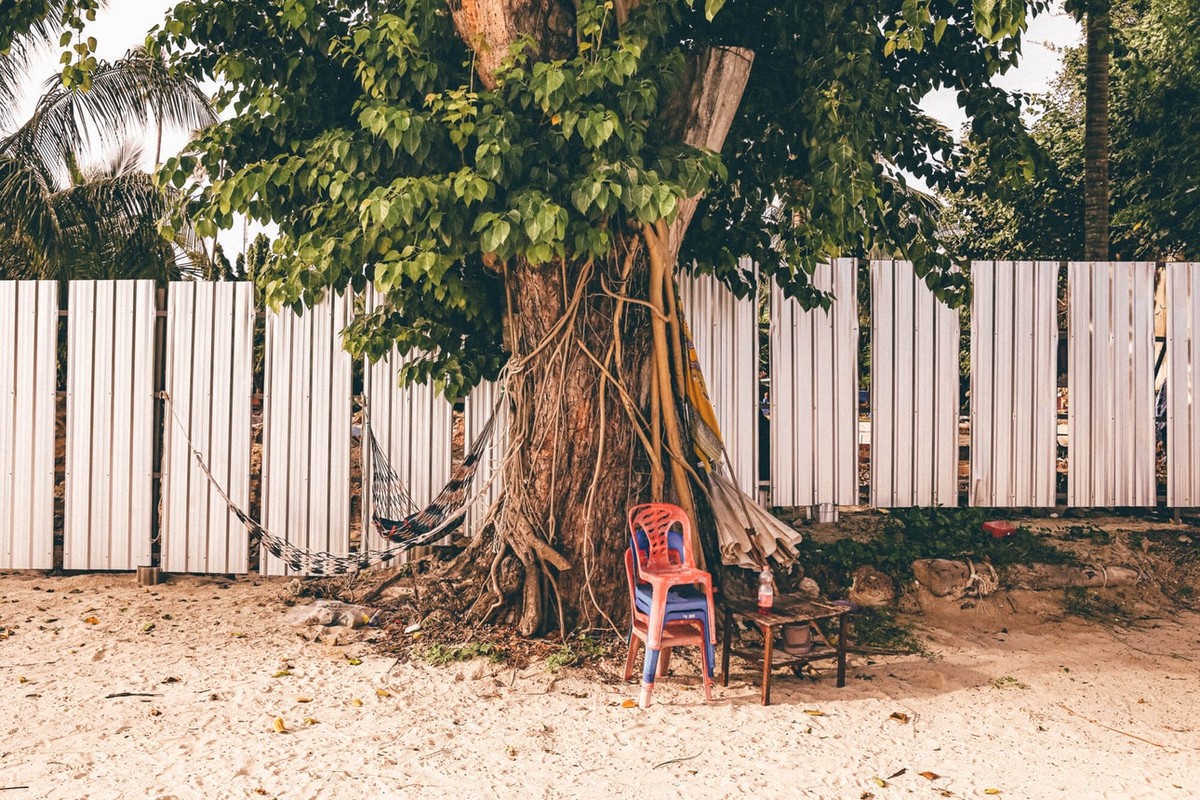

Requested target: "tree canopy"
[
  {"left": 946, "top": 0, "right": 1199, "bottom": 260},
  {"left": 157, "top": 0, "right": 1046, "bottom": 398}
]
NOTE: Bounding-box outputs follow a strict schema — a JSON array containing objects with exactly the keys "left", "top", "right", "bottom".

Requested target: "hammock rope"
[{"left": 162, "top": 392, "right": 503, "bottom": 575}]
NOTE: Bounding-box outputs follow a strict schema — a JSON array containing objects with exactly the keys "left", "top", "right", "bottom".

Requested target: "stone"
[
  {"left": 797, "top": 576, "right": 821, "bottom": 599},
  {"left": 912, "top": 559, "right": 972, "bottom": 597},
  {"left": 848, "top": 565, "right": 895, "bottom": 607}
]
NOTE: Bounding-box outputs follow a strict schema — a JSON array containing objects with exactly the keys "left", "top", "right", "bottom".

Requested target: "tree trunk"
[
  {"left": 444, "top": 0, "right": 753, "bottom": 635},
  {"left": 1083, "top": 6, "right": 1111, "bottom": 260}
]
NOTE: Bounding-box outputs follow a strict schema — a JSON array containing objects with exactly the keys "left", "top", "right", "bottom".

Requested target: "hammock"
[
  {"left": 369, "top": 405, "right": 503, "bottom": 543},
  {"left": 163, "top": 392, "right": 502, "bottom": 575}
]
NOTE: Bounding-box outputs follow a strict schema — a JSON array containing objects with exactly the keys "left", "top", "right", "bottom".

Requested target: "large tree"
[{"left": 157, "top": 0, "right": 1042, "bottom": 634}]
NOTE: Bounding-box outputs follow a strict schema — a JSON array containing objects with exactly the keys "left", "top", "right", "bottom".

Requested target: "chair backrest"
[{"left": 627, "top": 503, "right": 694, "bottom": 574}]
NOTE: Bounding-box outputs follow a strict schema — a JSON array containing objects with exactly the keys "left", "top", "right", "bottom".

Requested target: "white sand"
[{"left": 1, "top": 573, "right": 1198, "bottom": 799}]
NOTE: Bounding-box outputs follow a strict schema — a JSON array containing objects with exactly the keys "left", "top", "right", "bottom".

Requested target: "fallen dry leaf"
[
  {"left": 872, "top": 777, "right": 887, "bottom": 788},
  {"left": 303, "top": 717, "right": 318, "bottom": 726},
  {"left": 272, "top": 717, "right": 287, "bottom": 733},
  {"left": 345, "top": 657, "right": 363, "bottom": 666},
  {"left": 296, "top": 697, "right": 313, "bottom": 703},
  {"left": 83, "top": 616, "right": 99, "bottom": 625},
  {"left": 231, "top": 632, "right": 246, "bottom": 638},
  {"left": 804, "top": 709, "right": 826, "bottom": 716},
  {"left": 984, "top": 790, "right": 1001, "bottom": 796},
  {"left": 919, "top": 771, "right": 940, "bottom": 781},
  {"left": 889, "top": 711, "right": 910, "bottom": 723},
  {"left": 621, "top": 699, "right": 637, "bottom": 708},
  {"left": 351, "top": 698, "right": 363, "bottom": 707},
  {"left": 272, "top": 670, "right": 292, "bottom": 678},
  {"left": 887, "top": 768, "right": 907, "bottom": 779},
  {"left": 376, "top": 688, "right": 392, "bottom": 697},
  {"left": 18, "top": 676, "right": 27, "bottom": 684},
  {"left": 149, "top": 708, "right": 161, "bottom": 717}
]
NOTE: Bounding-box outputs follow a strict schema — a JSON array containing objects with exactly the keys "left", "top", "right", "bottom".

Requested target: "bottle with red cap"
[{"left": 757, "top": 566, "right": 774, "bottom": 614}]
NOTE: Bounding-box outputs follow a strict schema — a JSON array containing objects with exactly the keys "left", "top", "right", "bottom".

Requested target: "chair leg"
[
  {"left": 624, "top": 633, "right": 640, "bottom": 681},
  {"left": 656, "top": 647, "right": 672, "bottom": 678},
  {"left": 640, "top": 648, "right": 661, "bottom": 708}
]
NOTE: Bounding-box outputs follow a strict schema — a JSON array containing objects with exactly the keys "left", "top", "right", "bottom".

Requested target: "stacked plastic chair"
[{"left": 623, "top": 503, "right": 717, "bottom": 707}]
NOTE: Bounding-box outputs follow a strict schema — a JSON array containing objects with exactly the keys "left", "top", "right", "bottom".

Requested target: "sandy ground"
[{"left": 1, "top": 572, "right": 1198, "bottom": 800}]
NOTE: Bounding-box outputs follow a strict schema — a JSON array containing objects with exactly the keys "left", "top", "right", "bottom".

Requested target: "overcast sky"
[{"left": 13, "top": 0, "right": 1083, "bottom": 254}]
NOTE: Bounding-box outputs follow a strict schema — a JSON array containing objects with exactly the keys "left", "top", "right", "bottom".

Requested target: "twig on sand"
[
  {"left": 653, "top": 750, "right": 703, "bottom": 769},
  {"left": 0, "top": 659, "right": 60, "bottom": 669},
  {"left": 1058, "top": 703, "right": 1168, "bottom": 749},
  {"left": 1, "top": 786, "right": 30, "bottom": 791},
  {"left": 104, "top": 692, "right": 161, "bottom": 699}
]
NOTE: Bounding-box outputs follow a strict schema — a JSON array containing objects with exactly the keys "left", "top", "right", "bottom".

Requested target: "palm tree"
[
  {"left": 0, "top": 46, "right": 216, "bottom": 280},
  {"left": 1073, "top": 0, "right": 1112, "bottom": 259}
]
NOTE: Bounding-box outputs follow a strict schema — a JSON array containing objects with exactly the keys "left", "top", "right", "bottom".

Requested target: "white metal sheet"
[
  {"left": 678, "top": 262, "right": 759, "bottom": 495},
  {"left": 160, "top": 282, "right": 255, "bottom": 574},
  {"left": 1067, "top": 262, "right": 1156, "bottom": 506},
  {"left": 261, "top": 292, "right": 353, "bottom": 575},
  {"left": 769, "top": 260, "right": 859, "bottom": 506},
  {"left": 63, "top": 280, "right": 155, "bottom": 570},
  {"left": 0, "top": 281, "right": 58, "bottom": 569},
  {"left": 969, "top": 261, "right": 1060, "bottom": 506},
  {"left": 869, "top": 261, "right": 960, "bottom": 507},
  {"left": 1166, "top": 263, "right": 1200, "bottom": 505}
]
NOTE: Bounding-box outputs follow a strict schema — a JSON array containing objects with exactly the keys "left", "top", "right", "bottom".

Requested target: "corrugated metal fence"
[
  {"left": 0, "top": 281, "right": 57, "bottom": 569},
  {"left": 769, "top": 259, "right": 859, "bottom": 507},
  {"left": 0, "top": 263, "right": 1194, "bottom": 576},
  {"left": 969, "top": 261, "right": 1059, "bottom": 507},
  {"left": 869, "top": 260, "right": 960, "bottom": 507}
]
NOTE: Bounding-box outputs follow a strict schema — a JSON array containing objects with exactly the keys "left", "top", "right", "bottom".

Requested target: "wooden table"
[{"left": 721, "top": 596, "right": 850, "bottom": 705}]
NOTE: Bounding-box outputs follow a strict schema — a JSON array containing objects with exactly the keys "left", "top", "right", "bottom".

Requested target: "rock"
[
  {"left": 911, "top": 559, "right": 994, "bottom": 597},
  {"left": 797, "top": 577, "right": 821, "bottom": 599},
  {"left": 848, "top": 566, "right": 895, "bottom": 607}
]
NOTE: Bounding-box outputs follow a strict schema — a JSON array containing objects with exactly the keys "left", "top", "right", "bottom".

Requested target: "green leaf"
[{"left": 933, "top": 18, "right": 949, "bottom": 45}]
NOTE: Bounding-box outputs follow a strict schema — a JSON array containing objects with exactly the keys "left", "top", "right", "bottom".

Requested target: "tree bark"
[
  {"left": 445, "top": 0, "right": 753, "bottom": 634},
  {"left": 1083, "top": 6, "right": 1111, "bottom": 260}
]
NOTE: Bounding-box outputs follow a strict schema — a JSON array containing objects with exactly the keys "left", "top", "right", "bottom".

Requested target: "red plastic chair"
[{"left": 625, "top": 503, "right": 717, "bottom": 707}]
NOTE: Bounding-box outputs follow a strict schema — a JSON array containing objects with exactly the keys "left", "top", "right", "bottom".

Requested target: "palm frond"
[
  {"left": 4, "top": 47, "right": 215, "bottom": 185},
  {"left": 0, "top": 1, "right": 111, "bottom": 130}
]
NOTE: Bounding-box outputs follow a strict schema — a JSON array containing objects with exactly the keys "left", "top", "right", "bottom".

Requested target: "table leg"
[
  {"left": 836, "top": 612, "right": 847, "bottom": 688},
  {"left": 761, "top": 623, "right": 774, "bottom": 706},
  {"left": 721, "top": 607, "right": 732, "bottom": 687}
]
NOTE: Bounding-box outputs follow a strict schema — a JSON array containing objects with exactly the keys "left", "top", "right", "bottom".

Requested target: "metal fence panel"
[
  {"left": 969, "top": 261, "right": 1060, "bottom": 506},
  {"left": 678, "top": 262, "right": 759, "bottom": 495},
  {"left": 869, "top": 261, "right": 960, "bottom": 507},
  {"left": 1068, "top": 262, "right": 1155, "bottom": 506},
  {"left": 769, "top": 260, "right": 859, "bottom": 506},
  {"left": 261, "top": 293, "right": 352, "bottom": 575},
  {"left": 161, "top": 282, "right": 255, "bottom": 574},
  {"left": 0, "top": 281, "right": 58, "bottom": 569},
  {"left": 64, "top": 280, "right": 155, "bottom": 570},
  {"left": 1166, "top": 263, "right": 1200, "bottom": 505}
]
